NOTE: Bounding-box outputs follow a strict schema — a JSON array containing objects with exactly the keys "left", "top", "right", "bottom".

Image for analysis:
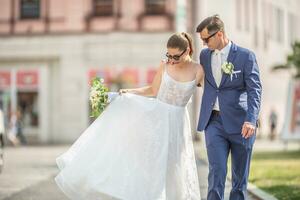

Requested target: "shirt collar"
[{"left": 214, "top": 41, "right": 232, "bottom": 55}]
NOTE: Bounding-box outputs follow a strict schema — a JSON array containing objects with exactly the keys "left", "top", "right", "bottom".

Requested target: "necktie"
[{"left": 213, "top": 50, "right": 222, "bottom": 87}]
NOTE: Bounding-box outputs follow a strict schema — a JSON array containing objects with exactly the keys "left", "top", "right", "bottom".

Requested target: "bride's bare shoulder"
[{"left": 191, "top": 62, "right": 204, "bottom": 73}]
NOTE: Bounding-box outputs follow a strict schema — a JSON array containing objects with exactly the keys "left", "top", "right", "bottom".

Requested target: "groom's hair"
[{"left": 196, "top": 14, "right": 225, "bottom": 34}]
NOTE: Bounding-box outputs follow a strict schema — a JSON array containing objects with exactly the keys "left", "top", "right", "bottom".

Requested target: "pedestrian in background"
[
  {"left": 0, "top": 105, "right": 4, "bottom": 172},
  {"left": 269, "top": 108, "right": 278, "bottom": 141},
  {"left": 8, "top": 108, "right": 27, "bottom": 146},
  {"left": 0, "top": 106, "right": 5, "bottom": 147}
]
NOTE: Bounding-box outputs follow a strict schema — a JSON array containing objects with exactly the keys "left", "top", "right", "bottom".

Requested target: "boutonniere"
[{"left": 221, "top": 62, "right": 241, "bottom": 81}]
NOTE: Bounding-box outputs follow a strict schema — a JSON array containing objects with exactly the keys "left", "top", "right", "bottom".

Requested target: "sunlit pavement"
[{"left": 0, "top": 143, "right": 260, "bottom": 200}]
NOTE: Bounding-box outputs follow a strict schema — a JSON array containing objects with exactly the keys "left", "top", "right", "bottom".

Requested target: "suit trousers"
[{"left": 204, "top": 113, "right": 255, "bottom": 200}]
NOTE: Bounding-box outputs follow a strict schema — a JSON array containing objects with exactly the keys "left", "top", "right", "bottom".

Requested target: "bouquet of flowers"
[{"left": 89, "top": 77, "right": 109, "bottom": 118}]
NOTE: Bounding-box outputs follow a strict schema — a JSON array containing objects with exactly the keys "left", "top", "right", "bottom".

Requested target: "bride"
[{"left": 55, "top": 32, "right": 204, "bottom": 200}]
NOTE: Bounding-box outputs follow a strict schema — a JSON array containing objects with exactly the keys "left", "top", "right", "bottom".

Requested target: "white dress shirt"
[{"left": 211, "top": 41, "right": 232, "bottom": 111}]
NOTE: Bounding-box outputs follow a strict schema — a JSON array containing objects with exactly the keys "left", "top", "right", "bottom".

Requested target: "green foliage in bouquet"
[{"left": 90, "top": 77, "right": 109, "bottom": 118}]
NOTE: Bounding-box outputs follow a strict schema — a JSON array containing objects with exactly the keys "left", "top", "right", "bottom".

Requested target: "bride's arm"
[
  {"left": 119, "top": 61, "right": 164, "bottom": 97},
  {"left": 196, "top": 64, "right": 205, "bottom": 87}
]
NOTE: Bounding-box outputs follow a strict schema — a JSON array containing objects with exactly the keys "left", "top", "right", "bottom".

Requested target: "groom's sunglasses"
[
  {"left": 165, "top": 49, "right": 186, "bottom": 61},
  {"left": 202, "top": 31, "right": 219, "bottom": 43}
]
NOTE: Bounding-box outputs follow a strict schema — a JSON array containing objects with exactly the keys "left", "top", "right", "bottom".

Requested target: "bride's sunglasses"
[{"left": 165, "top": 49, "right": 186, "bottom": 61}]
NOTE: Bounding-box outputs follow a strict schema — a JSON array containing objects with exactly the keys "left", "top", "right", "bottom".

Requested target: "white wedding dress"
[{"left": 55, "top": 69, "right": 201, "bottom": 200}]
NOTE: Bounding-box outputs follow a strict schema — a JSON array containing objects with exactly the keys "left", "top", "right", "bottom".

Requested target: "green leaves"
[
  {"left": 272, "top": 41, "right": 300, "bottom": 78},
  {"left": 90, "top": 77, "right": 109, "bottom": 118}
]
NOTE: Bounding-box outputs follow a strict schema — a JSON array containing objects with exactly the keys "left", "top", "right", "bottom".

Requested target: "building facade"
[
  {"left": 0, "top": 0, "right": 197, "bottom": 143},
  {"left": 0, "top": 0, "right": 299, "bottom": 143},
  {"left": 195, "top": 0, "right": 300, "bottom": 137}
]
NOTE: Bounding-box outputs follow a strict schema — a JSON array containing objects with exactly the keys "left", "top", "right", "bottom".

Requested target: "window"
[
  {"left": 94, "top": 0, "right": 113, "bottom": 16},
  {"left": 244, "top": 0, "right": 250, "bottom": 31},
  {"left": 145, "top": 0, "right": 166, "bottom": 15},
  {"left": 18, "top": 92, "right": 39, "bottom": 127},
  {"left": 269, "top": 4, "right": 274, "bottom": 40},
  {"left": 253, "top": 0, "right": 258, "bottom": 47},
  {"left": 288, "top": 13, "right": 296, "bottom": 44},
  {"left": 275, "top": 8, "right": 284, "bottom": 43},
  {"left": 20, "top": 0, "right": 40, "bottom": 19},
  {"left": 262, "top": 1, "right": 269, "bottom": 49},
  {"left": 236, "top": 0, "right": 242, "bottom": 30}
]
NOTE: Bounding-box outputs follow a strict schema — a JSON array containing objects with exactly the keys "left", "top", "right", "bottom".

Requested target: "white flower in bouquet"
[{"left": 90, "top": 77, "right": 109, "bottom": 118}]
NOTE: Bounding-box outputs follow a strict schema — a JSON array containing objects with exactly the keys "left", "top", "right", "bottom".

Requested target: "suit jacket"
[{"left": 197, "top": 42, "right": 262, "bottom": 134}]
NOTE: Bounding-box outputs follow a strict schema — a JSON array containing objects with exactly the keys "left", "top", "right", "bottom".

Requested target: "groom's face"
[{"left": 199, "top": 28, "right": 220, "bottom": 50}]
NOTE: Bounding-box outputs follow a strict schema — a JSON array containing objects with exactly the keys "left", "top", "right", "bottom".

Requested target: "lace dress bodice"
[{"left": 157, "top": 69, "right": 197, "bottom": 107}]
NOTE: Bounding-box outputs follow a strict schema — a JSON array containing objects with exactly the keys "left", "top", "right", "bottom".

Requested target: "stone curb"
[{"left": 247, "top": 182, "right": 278, "bottom": 200}]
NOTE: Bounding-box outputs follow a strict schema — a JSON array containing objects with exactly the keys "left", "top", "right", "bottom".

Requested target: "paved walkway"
[
  {"left": 253, "top": 138, "right": 300, "bottom": 152},
  {"left": 1, "top": 137, "right": 290, "bottom": 200}
]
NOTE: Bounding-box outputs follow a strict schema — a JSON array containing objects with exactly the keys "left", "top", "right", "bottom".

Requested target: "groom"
[{"left": 196, "top": 15, "right": 262, "bottom": 200}]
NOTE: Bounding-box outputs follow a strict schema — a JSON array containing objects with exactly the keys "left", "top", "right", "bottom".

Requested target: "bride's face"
[{"left": 166, "top": 48, "right": 187, "bottom": 65}]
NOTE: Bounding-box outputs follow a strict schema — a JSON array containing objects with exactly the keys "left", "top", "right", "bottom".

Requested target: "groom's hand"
[{"left": 242, "top": 122, "right": 256, "bottom": 139}]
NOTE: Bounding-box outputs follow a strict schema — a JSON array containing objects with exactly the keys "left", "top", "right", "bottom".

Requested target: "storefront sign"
[
  {"left": 17, "top": 70, "right": 39, "bottom": 89},
  {"left": 0, "top": 71, "right": 11, "bottom": 90}
]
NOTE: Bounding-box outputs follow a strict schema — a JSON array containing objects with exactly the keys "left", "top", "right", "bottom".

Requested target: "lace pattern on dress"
[{"left": 156, "top": 66, "right": 196, "bottom": 107}]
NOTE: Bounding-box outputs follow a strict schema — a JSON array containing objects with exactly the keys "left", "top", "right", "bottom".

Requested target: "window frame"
[
  {"left": 20, "top": 0, "right": 41, "bottom": 19},
  {"left": 93, "top": 0, "right": 114, "bottom": 17},
  {"left": 145, "top": 0, "right": 166, "bottom": 15}
]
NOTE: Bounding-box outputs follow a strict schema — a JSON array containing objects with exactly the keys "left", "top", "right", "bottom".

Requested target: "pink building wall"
[{"left": 0, "top": 0, "right": 184, "bottom": 34}]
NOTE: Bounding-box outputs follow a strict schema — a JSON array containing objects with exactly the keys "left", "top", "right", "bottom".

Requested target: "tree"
[{"left": 272, "top": 41, "right": 300, "bottom": 78}]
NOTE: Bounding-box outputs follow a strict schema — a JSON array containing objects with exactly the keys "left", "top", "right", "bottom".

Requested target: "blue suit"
[{"left": 197, "top": 42, "right": 262, "bottom": 200}]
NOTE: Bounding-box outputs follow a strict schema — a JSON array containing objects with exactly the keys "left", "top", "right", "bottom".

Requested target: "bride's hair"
[{"left": 167, "top": 32, "right": 194, "bottom": 56}]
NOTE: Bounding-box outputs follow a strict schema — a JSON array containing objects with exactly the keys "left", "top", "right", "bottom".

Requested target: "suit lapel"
[
  {"left": 219, "top": 42, "right": 238, "bottom": 87},
  {"left": 206, "top": 49, "right": 218, "bottom": 88}
]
